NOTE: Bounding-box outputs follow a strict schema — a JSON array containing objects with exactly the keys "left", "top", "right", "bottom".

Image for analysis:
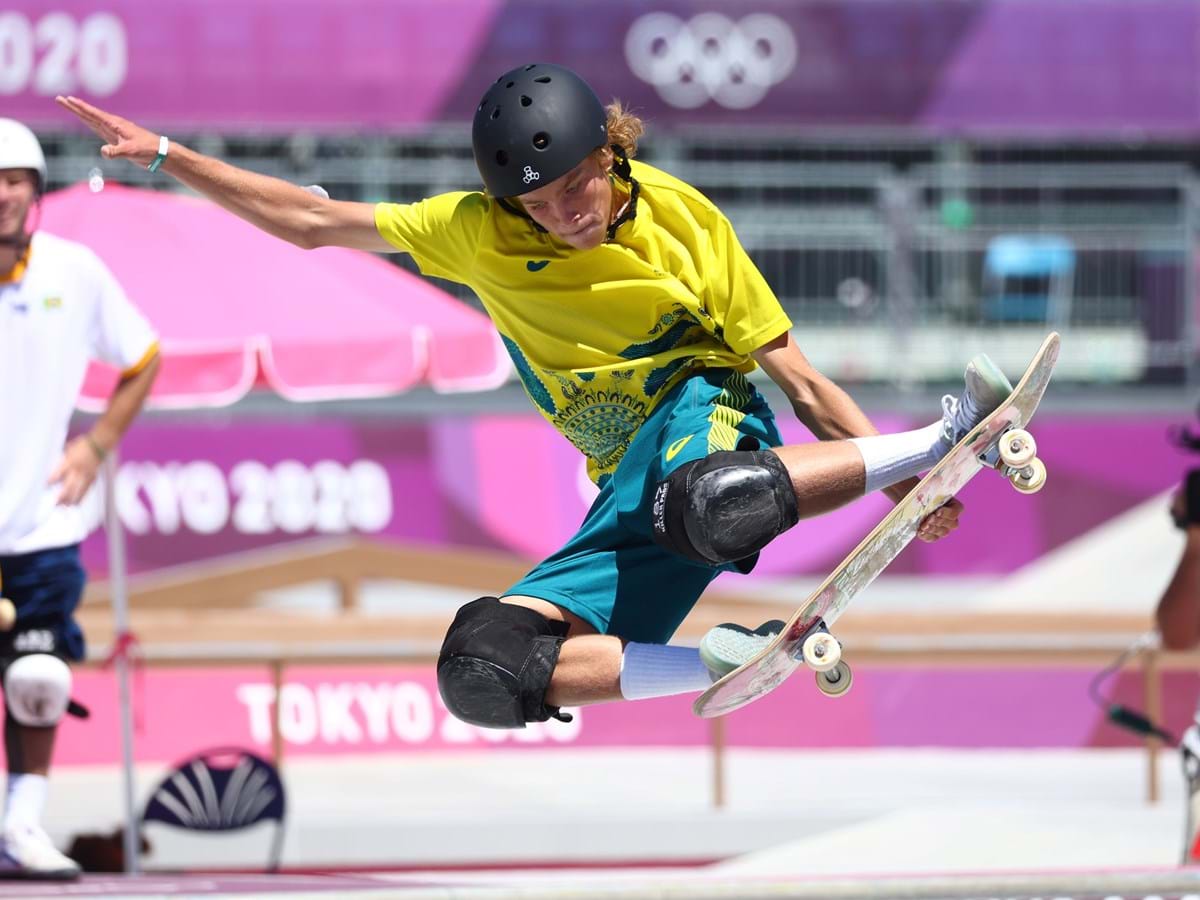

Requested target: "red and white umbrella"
[{"left": 41, "top": 182, "right": 509, "bottom": 409}]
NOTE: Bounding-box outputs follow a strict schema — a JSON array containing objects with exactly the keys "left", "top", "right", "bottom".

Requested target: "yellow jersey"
[{"left": 374, "top": 160, "right": 792, "bottom": 481}]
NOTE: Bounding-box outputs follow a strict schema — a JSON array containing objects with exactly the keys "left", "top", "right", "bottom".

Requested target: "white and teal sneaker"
[
  {"left": 934, "top": 354, "right": 1014, "bottom": 456},
  {"left": 699, "top": 620, "right": 786, "bottom": 680}
]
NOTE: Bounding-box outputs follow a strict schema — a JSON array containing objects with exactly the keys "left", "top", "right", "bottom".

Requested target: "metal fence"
[{"left": 39, "top": 128, "right": 1200, "bottom": 386}]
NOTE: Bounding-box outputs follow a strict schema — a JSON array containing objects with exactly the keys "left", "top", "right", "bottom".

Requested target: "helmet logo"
[{"left": 522, "top": 166, "right": 541, "bottom": 185}]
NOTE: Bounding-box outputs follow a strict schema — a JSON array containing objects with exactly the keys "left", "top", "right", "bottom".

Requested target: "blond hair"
[{"left": 605, "top": 101, "right": 645, "bottom": 159}]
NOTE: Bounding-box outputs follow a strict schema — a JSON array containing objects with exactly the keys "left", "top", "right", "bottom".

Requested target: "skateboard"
[{"left": 694, "top": 332, "right": 1061, "bottom": 718}]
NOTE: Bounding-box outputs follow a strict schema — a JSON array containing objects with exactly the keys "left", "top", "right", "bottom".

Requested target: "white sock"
[
  {"left": 619, "top": 642, "right": 712, "bottom": 700},
  {"left": 850, "top": 422, "right": 943, "bottom": 494},
  {"left": 4, "top": 774, "right": 47, "bottom": 831}
]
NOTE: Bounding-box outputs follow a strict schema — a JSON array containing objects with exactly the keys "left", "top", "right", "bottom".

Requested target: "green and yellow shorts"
[{"left": 504, "top": 368, "right": 782, "bottom": 644}]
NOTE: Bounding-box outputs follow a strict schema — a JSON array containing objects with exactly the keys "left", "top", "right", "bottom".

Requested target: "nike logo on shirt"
[
  {"left": 526, "top": 260, "right": 550, "bottom": 272},
  {"left": 665, "top": 434, "right": 694, "bottom": 462}
]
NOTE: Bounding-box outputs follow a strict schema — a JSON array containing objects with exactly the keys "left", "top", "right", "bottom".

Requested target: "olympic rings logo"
[
  {"left": 522, "top": 165, "right": 541, "bottom": 184},
  {"left": 624, "top": 12, "right": 797, "bottom": 110}
]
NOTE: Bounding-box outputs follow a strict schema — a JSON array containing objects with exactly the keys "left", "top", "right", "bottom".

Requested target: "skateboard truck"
[
  {"left": 792, "top": 620, "right": 855, "bottom": 698},
  {"left": 982, "top": 427, "right": 1047, "bottom": 494}
]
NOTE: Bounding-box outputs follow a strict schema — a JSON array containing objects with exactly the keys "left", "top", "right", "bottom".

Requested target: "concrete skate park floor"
[{"left": 45, "top": 748, "right": 1189, "bottom": 874}]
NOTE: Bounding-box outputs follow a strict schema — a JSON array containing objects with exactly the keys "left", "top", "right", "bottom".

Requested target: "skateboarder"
[{"left": 58, "top": 63, "right": 1011, "bottom": 729}]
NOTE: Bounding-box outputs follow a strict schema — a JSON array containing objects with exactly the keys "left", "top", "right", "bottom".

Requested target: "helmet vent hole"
[
  {"left": 524, "top": 64, "right": 536, "bottom": 71},
  {"left": 533, "top": 75, "right": 552, "bottom": 84},
  {"left": 532, "top": 132, "right": 551, "bottom": 150},
  {"left": 520, "top": 95, "right": 532, "bottom": 107},
  {"left": 491, "top": 106, "right": 502, "bottom": 120},
  {"left": 505, "top": 81, "right": 515, "bottom": 88},
  {"left": 495, "top": 150, "right": 509, "bottom": 166}
]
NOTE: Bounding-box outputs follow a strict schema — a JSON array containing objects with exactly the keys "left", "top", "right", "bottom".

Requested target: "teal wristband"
[{"left": 147, "top": 135, "right": 168, "bottom": 173}]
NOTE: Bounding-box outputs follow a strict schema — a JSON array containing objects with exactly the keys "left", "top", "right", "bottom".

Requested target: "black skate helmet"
[{"left": 472, "top": 63, "right": 609, "bottom": 199}]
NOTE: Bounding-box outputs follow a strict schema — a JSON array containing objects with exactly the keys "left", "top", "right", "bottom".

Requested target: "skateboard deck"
[{"left": 695, "top": 332, "right": 1061, "bottom": 718}]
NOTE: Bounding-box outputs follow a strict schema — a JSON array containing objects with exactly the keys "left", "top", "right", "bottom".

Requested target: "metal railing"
[
  {"left": 39, "top": 129, "right": 1200, "bottom": 385},
  {"left": 81, "top": 637, "right": 1188, "bottom": 807}
]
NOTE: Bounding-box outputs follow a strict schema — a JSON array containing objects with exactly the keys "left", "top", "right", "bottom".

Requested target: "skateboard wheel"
[
  {"left": 815, "top": 661, "right": 853, "bottom": 697},
  {"left": 1010, "top": 457, "right": 1047, "bottom": 494},
  {"left": 801, "top": 631, "right": 841, "bottom": 672},
  {"left": 999, "top": 428, "right": 1037, "bottom": 468}
]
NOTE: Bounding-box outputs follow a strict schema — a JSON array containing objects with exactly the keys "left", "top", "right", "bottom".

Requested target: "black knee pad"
[
  {"left": 651, "top": 449, "right": 799, "bottom": 567},
  {"left": 437, "top": 597, "right": 571, "bottom": 730}
]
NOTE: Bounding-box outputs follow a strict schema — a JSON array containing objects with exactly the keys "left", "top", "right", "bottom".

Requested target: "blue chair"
[
  {"left": 982, "top": 235, "right": 1075, "bottom": 326},
  {"left": 141, "top": 747, "right": 286, "bottom": 871}
]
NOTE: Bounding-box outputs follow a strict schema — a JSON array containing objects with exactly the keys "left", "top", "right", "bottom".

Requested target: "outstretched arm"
[{"left": 56, "top": 96, "right": 390, "bottom": 252}]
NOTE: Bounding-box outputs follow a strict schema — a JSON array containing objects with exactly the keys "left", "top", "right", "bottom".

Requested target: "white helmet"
[{"left": 0, "top": 119, "right": 47, "bottom": 194}]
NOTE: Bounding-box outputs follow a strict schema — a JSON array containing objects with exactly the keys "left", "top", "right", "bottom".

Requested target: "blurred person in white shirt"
[{"left": 0, "top": 119, "right": 159, "bottom": 880}]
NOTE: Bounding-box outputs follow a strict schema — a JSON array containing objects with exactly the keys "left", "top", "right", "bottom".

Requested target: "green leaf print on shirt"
[
  {"left": 618, "top": 305, "right": 715, "bottom": 398},
  {"left": 501, "top": 334, "right": 556, "bottom": 415}
]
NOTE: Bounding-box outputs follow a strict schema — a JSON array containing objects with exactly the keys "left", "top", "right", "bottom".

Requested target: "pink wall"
[{"left": 79, "top": 412, "right": 1192, "bottom": 581}]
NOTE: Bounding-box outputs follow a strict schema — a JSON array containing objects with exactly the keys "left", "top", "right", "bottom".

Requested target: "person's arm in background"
[
  {"left": 50, "top": 352, "right": 160, "bottom": 506},
  {"left": 1157, "top": 488, "right": 1200, "bottom": 651},
  {"left": 56, "top": 96, "right": 386, "bottom": 252}
]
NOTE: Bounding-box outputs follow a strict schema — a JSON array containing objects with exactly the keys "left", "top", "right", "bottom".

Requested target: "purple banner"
[
  {"left": 10, "top": 0, "right": 1200, "bottom": 134},
  {"left": 446, "top": 0, "right": 1200, "bottom": 134},
  {"left": 5, "top": 0, "right": 503, "bottom": 128},
  {"left": 77, "top": 411, "right": 1190, "bottom": 580}
]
